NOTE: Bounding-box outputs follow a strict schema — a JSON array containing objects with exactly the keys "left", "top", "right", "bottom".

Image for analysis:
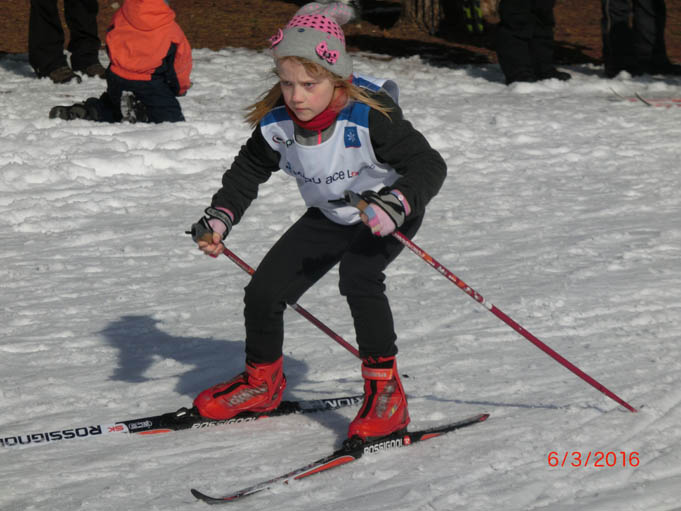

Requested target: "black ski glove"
[
  {"left": 358, "top": 189, "right": 406, "bottom": 236},
  {"left": 189, "top": 207, "right": 233, "bottom": 243}
]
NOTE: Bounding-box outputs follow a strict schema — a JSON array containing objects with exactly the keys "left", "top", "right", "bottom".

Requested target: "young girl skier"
[{"left": 191, "top": 1, "right": 446, "bottom": 442}]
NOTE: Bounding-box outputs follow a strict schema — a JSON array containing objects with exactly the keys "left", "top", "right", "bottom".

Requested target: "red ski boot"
[
  {"left": 348, "top": 356, "right": 410, "bottom": 441},
  {"left": 193, "top": 357, "right": 286, "bottom": 420}
]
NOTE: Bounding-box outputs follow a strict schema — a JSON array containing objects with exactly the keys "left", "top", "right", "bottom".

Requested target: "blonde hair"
[{"left": 244, "top": 56, "right": 393, "bottom": 129}]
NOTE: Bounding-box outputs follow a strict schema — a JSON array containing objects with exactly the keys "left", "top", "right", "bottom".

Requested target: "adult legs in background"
[
  {"left": 64, "top": 0, "right": 103, "bottom": 74},
  {"left": 29, "top": 0, "right": 69, "bottom": 77},
  {"left": 529, "top": 0, "right": 569, "bottom": 80},
  {"left": 29, "top": 0, "right": 102, "bottom": 81},
  {"left": 496, "top": 0, "right": 536, "bottom": 84}
]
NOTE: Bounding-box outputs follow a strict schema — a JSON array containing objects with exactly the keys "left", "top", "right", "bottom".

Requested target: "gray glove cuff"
[{"left": 204, "top": 207, "right": 233, "bottom": 239}]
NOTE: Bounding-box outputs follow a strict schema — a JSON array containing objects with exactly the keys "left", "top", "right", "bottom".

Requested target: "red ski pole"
[
  {"left": 345, "top": 192, "right": 637, "bottom": 412},
  {"left": 219, "top": 246, "right": 360, "bottom": 359}
]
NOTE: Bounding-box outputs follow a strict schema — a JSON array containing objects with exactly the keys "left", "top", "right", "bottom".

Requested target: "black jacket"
[{"left": 211, "top": 91, "right": 447, "bottom": 225}]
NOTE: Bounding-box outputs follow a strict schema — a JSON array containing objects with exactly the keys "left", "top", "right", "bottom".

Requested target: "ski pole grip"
[
  {"left": 343, "top": 190, "right": 370, "bottom": 213},
  {"left": 189, "top": 219, "right": 215, "bottom": 244}
]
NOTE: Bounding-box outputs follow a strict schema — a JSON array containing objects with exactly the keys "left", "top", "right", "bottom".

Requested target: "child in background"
[
  {"left": 190, "top": 2, "right": 446, "bottom": 442},
  {"left": 49, "top": 0, "right": 192, "bottom": 123}
]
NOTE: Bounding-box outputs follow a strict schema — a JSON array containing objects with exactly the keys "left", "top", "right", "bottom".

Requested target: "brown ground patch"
[{"left": 2, "top": 0, "right": 680, "bottom": 68}]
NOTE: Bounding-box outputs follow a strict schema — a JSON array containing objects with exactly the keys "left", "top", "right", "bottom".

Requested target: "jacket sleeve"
[
  {"left": 368, "top": 92, "right": 447, "bottom": 217},
  {"left": 172, "top": 26, "right": 193, "bottom": 96},
  {"left": 210, "top": 126, "right": 282, "bottom": 225}
]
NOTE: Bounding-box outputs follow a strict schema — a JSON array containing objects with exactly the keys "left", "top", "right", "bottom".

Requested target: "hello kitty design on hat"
[{"left": 269, "top": 2, "right": 356, "bottom": 78}]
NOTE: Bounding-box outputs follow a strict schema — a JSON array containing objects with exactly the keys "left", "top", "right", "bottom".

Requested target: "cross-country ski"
[{"left": 191, "top": 413, "right": 490, "bottom": 505}]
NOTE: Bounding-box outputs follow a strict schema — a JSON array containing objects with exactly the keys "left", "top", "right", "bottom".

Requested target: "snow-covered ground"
[{"left": 1, "top": 48, "right": 680, "bottom": 511}]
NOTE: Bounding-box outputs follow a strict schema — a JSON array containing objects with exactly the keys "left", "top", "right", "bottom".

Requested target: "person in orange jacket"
[{"left": 49, "top": 0, "right": 192, "bottom": 123}]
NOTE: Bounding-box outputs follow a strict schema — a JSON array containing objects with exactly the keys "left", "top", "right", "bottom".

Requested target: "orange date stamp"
[{"left": 548, "top": 451, "right": 639, "bottom": 468}]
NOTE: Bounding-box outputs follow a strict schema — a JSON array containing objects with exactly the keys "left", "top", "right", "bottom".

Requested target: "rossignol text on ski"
[{"left": 0, "top": 395, "right": 363, "bottom": 449}]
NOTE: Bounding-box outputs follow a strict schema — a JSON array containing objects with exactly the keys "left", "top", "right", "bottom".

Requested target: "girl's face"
[{"left": 277, "top": 59, "right": 336, "bottom": 121}]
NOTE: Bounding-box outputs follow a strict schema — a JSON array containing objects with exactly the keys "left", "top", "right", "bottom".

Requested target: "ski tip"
[
  {"left": 191, "top": 488, "right": 227, "bottom": 504},
  {"left": 190, "top": 488, "right": 208, "bottom": 500},
  {"left": 479, "top": 413, "right": 491, "bottom": 422},
  {"left": 634, "top": 92, "right": 653, "bottom": 106}
]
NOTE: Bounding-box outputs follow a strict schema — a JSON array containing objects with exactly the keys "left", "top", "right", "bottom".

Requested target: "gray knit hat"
[{"left": 269, "top": 2, "right": 355, "bottom": 78}]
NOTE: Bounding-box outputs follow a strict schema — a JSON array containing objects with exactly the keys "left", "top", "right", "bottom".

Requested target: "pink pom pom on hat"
[{"left": 269, "top": 2, "right": 356, "bottom": 78}]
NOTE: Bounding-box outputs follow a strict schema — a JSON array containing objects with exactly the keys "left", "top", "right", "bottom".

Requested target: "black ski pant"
[
  {"left": 496, "top": 0, "right": 557, "bottom": 83},
  {"left": 242, "top": 208, "right": 423, "bottom": 364},
  {"left": 601, "top": 0, "right": 668, "bottom": 74},
  {"left": 29, "top": 0, "right": 101, "bottom": 77}
]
